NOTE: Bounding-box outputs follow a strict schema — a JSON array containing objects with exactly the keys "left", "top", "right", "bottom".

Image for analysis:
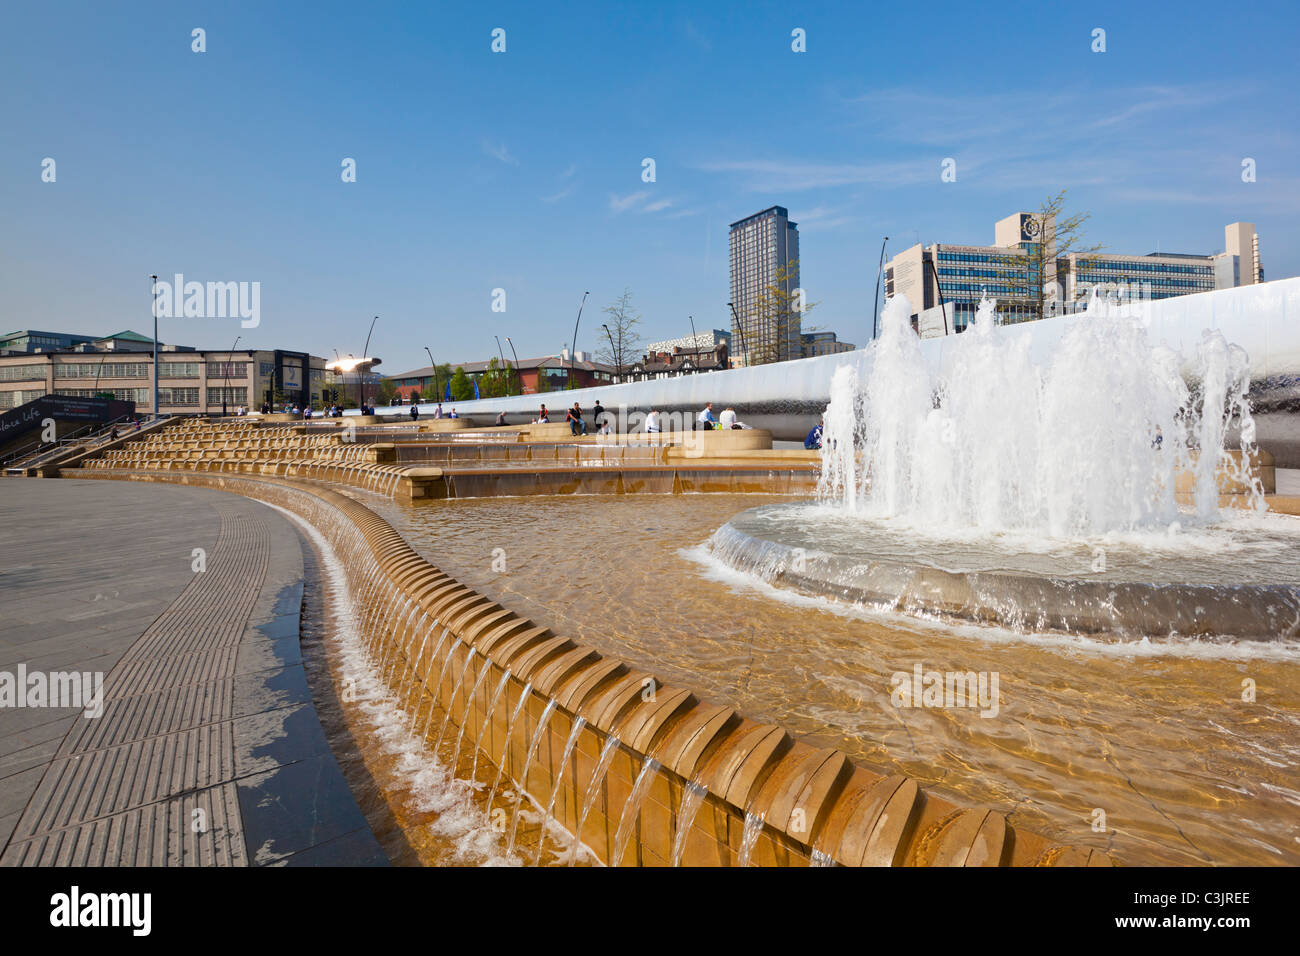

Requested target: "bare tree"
[{"left": 595, "top": 288, "right": 643, "bottom": 380}]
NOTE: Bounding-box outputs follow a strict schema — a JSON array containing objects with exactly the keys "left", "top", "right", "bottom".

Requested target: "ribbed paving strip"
[
  {"left": 1, "top": 501, "right": 268, "bottom": 867},
  {"left": 3, "top": 783, "right": 246, "bottom": 866}
]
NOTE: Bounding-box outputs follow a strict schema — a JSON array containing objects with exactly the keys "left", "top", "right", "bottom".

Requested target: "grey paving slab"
[{"left": 0, "top": 477, "right": 385, "bottom": 867}]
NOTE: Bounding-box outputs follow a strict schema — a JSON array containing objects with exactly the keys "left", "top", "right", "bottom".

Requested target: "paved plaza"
[{"left": 0, "top": 480, "right": 384, "bottom": 866}]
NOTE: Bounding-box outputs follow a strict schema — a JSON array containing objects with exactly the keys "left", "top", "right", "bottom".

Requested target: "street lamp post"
[
  {"left": 493, "top": 335, "right": 509, "bottom": 397},
  {"left": 423, "top": 346, "right": 440, "bottom": 405},
  {"left": 91, "top": 349, "right": 111, "bottom": 401},
  {"left": 150, "top": 275, "right": 159, "bottom": 418},
  {"left": 504, "top": 337, "right": 520, "bottom": 395},
  {"left": 924, "top": 257, "right": 950, "bottom": 336},
  {"left": 222, "top": 336, "right": 241, "bottom": 416},
  {"left": 601, "top": 323, "right": 618, "bottom": 382},
  {"left": 872, "top": 237, "right": 889, "bottom": 340},
  {"left": 727, "top": 301, "right": 747, "bottom": 368},
  {"left": 569, "top": 291, "right": 589, "bottom": 389},
  {"left": 360, "top": 316, "right": 378, "bottom": 412}
]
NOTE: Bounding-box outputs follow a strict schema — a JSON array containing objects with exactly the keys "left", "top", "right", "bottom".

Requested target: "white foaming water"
[
  {"left": 267, "top": 503, "right": 519, "bottom": 867},
  {"left": 680, "top": 541, "right": 1300, "bottom": 663},
  {"left": 819, "top": 293, "right": 1264, "bottom": 538}
]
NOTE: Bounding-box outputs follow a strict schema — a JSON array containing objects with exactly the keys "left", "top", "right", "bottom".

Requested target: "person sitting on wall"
[
  {"left": 450, "top": 408, "right": 459, "bottom": 418},
  {"left": 719, "top": 405, "right": 738, "bottom": 429},
  {"left": 645, "top": 409, "right": 661, "bottom": 434},
  {"left": 496, "top": 410, "right": 507, "bottom": 426},
  {"left": 537, "top": 404, "right": 550, "bottom": 423},
  {"left": 697, "top": 402, "right": 717, "bottom": 431},
  {"left": 410, "top": 403, "right": 419, "bottom": 421},
  {"left": 804, "top": 419, "right": 824, "bottom": 450},
  {"left": 567, "top": 403, "right": 587, "bottom": 436}
]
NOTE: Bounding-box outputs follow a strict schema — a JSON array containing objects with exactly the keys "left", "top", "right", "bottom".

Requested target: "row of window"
[
  {"left": 1076, "top": 260, "right": 1212, "bottom": 275},
  {"left": 54, "top": 362, "right": 152, "bottom": 379},
  {"left": 0, "top": 364, "right": 46, "bottom": 381},
  {"left": 1075, "top": 274, "right": 1212, "bottom": 289},
  {"left": 0, "top": 388, "right": 46, "bottom": 408}
]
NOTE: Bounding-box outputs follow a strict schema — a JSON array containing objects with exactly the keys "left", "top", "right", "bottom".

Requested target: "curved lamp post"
[
  {"left": 727, "top": 301, "right": 747, "bottom": 368},
  {"left": 569, "top": 291, "right": 589, "bottom": 389},
  {"left": 872, "top": 237, "right": 889, "bottom": 340},
  {"left": 504, "top": 336, "right": 520, "bottom": 395},
  {"left": 222, "top": 335, "right": 241, "bottom": 416}
]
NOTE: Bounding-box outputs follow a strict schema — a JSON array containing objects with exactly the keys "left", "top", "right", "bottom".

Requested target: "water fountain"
[{"left": 708, "top": 293, "right": 1300, "bottom": 641}]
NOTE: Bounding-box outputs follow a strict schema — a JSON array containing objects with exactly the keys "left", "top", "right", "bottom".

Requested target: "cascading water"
[
  {"left": 531, "top": 716, "right": 587, "bottom": 866},
  {"left": 737, "top": 810, "right": 766, "bottom": 867},
  {"left": 505, "top": 697, "right": 559, "bottom": 856},
  {"left": 568, "top": 734, "right": 622, "bottom": 866},
  {"left": 488, "top": 682, "right": 533, "bottom": 808},
  {"left": 611, "top": 757, "right": 661, "bottom": 866},
  {"left": 818, "top": 293, "right": 1263, "bottom": 536},
  {"left": 670, "top": 777, "right": 710, "bottom": 867},
  {"left": 449, "top": 655, "right": 495, "bottom": 771},
  {"left": 470, "top": 669, "right": 512, "bottom": 782}
]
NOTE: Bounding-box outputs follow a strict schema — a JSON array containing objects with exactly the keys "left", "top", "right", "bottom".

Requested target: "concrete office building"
[
  {"left": 729, "top": 206, "right": 801, "bottom": 365},
  {"left": 886, "top": 216, "right": 1265, "bottom": 335},
  {"left": 0, "top": 329, "right": 331, "bottom": 414}
]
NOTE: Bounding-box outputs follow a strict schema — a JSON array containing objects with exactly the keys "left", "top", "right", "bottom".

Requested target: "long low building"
[{"left": 0, "top": 330, "right": 330, "bottom": 414}]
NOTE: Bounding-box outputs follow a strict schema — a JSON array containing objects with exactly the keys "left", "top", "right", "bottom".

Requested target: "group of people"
[
  {"left": 695, "top": 402, "right": 749, "bottom": 431},
  {"left": 411, "top": 403, "right": 457, "bottom": 419}
]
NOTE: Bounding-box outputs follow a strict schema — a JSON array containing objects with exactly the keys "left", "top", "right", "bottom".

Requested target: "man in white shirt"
[
  {"left": 645, "top": 409, "right": 661, "bottom": 433},
  {"left": 719, "top": 406, "right": 737, "bottom": 429}
]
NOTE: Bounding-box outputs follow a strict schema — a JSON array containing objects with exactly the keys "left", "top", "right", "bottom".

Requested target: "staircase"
[{"left": 74, "top": 418, "right": 408, "bottom": 495}]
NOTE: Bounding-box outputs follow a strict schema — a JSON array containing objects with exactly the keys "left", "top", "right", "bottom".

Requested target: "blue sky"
[{"left": 2, "top": 0, "right": 1296, "bottom": 376}]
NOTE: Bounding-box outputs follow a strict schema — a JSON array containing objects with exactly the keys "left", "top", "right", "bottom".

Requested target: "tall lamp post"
[
  {"left": 360, "top": 316, "right": 378, "bottom": 411},
  {"left": 727, "top": 301, "right": 747, "bottom": 368},
  {"left": 423, "top": 346, "right": 441, "bottom": 405},
  {"left": 601, "top": 323, "right": 618, "bottom": 382},
  {"left": 222, "top": 335, "right": 241, "bottom": 416},
  {"left": 150, "top": 274, "right": 159, "bottom": 418},
  {"left": 569, "top": 291, "right": 589, "bottom": 389},
  {"left": 91, "top": 348, "right": 112, "bottom": 401},
  {"left": 924, "top": 257, "right": 950, "bottom": 336},
  {"left": 872, "top": 237, "right": 889, "bottom": 340},
  {"left": 504, "top": 336, "right": 520, "bottom": 395},
  {"left": 493, "top": 335, "right": 509, "bottom": 397}
]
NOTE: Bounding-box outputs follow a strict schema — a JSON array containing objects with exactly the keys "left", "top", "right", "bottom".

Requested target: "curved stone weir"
[
  {"left": 72, "top": 468, "right": 1113, "bottom": 867},
  {"left": 706, "top": 515, "right": 1300, "bottom": 642}
]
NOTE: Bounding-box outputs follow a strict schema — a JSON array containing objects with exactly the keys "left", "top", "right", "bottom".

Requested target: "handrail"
[{"left": 2, "top": 414, "right": 147, "bottom": 471}]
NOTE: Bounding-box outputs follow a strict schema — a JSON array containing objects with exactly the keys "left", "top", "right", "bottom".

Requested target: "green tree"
[
  {"left": 420, "top": 363, "right": 453, "bottom": 401},
  {"left": 448, "top": 366, "right": 474, "bottom": 401},
  {"left": 479, "top": 357, "right": 518, "bottom": 398},
  {"left": 989, "top": 189, "right": 1103, "bottom": 322},
  {"left": 742, "top": 258, "right": 817, "bottom": 365},
  {"left": 376, "top": 378, "right": 397, "bottom": 405}
]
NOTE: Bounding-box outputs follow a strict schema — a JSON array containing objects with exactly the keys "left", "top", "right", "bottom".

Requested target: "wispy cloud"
[
  {"left": 794, "top": 205, "right": 854, "bottom": 231},
  {"left": 482, "top": 140, "right": 519, "bottom": 165},
  {"left": 693, "top": 158, "right": 935, "bottom": 192},
  {"left": 541, "top": 184, "right": 577, "bottom": 203},
  {"left": 642, "top": 198, "right": 675, "bottom": 213},
  {"left": 609, "top": 190, "right": 650, "bottom": 213}
]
